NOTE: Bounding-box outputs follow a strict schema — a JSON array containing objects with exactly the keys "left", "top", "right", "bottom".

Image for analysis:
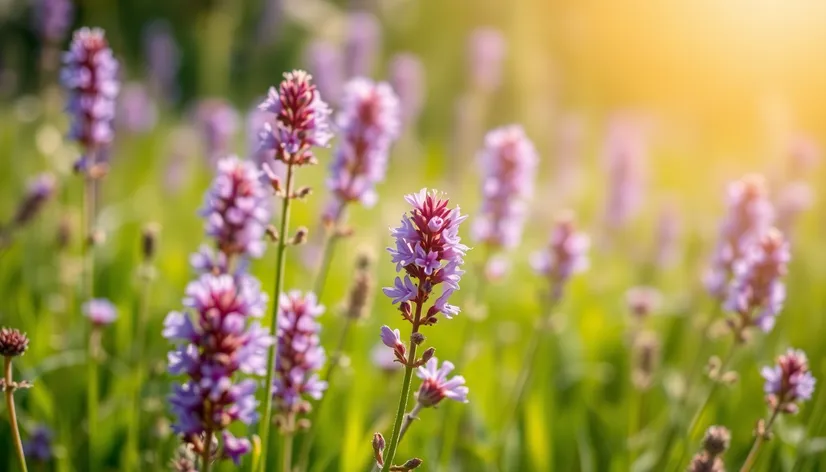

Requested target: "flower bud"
[
  {"left": 291, "top": 227, "right": 309, "bottom": 245},
  {"left": 0, "top": 328, "right": 29, "bottom": 357},
  {"left": 410, "top": 332, "right": 425, "bottom": 345},
  {"left": 142, "top": 223, "right": 159, "bottom": 261}
]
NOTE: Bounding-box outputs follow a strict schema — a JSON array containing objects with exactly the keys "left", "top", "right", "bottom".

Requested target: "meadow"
[{"left": 1, "top": 1, "right": 826, "bottom": 471}]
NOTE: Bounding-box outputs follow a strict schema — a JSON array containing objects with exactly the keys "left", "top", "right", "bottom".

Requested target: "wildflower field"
[{"left": 2, "top": 1, "right": 826, "bottom": 471}]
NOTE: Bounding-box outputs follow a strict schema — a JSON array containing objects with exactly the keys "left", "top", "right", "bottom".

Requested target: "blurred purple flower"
[
  {"left": 775, "top": 182, "right": 813, "bottom": 236},
  {"left": 34, "top": 0, "right": 73, "bottom": 44},
  {"left": 194, "top": 98, "right": 239, "bottom": 165},
  {"left": 143, "top": 20, "right": 181, "bottom": 102},
  {"left": 705, "top": 175, "right": 774, "bottom": 298},
  {"left": 273, "top": 291, "right": 328, "bottom": 415},
  {"left": 384, "top": 189, "right": 469, "bottom": 324},
  {"left": 305, "top": 40, "right": 344, "bottom": 106},
  {"left": 117, "top": 82, "right": 158, "bottom": 134},
  {"left": 83, "top": 298, "right": 117, "bottom": 326},
  {"left": 472, "top": 125, "right": 538, "bottom": 250},
  {"left": 324, "top": 78, "right": 401, "bottom": 221},
  {"left": 371, "top": 342, "right": 402, "bottom": 373},
  {"left": 201, "top": 156, "right": 271, "bottom": 259},
  {"left": 726, "top": 228, "right": 789, "bottom": 333},
  {"left": 11, "top": 173, "right": 56, "bottom": 227},
  {"left": 61, "top": 27, "right": 120, "bottom": 153},
  {"left": 602, "top": 116, "right": 647, "bottom": 231},
  {"left": 344, "top": 12, "right": 381, "bottom": 78},
  {"left": 222, "top": 430, "right": 252, "bottom": 465},
  {"left": 389, "top": 53, "right": 425, "bottom": 129},
  {"left": 415, "top": 358, "right": 469, "bottom": 407},
  {"left": 531, "top": 213, "right": 589, "bottom": 300},
  {"left": 762, "top": 348, "right": 815, "bottom": 414},
  {"left": 257, "top": 70, "right": 332, "bottom": 166},
  {"left": 256, "top": 0, "right": 283, "bottom": 45},
  {"left": 23, "top": 425, "right": 53, "bottom": 462},
  {"left": 467, "top": 27, "right": 506, "bottom": 93}
]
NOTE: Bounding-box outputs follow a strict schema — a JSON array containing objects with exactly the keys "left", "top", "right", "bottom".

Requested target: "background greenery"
[{"left": 1, "top": 0, "right": 826, "bottom": 471}]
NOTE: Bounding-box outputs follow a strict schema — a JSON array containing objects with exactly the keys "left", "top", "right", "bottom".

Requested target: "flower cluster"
[
  {"left": 163, "top": 273, "right": 271, "bottom": 464},
  {"left": 530, "top": 214, "right": 590, "bottom": 300},
  {"left": 602, "top": 117, "right": 646, "bottom": 230},
  {"left": 384, "top": 189, "right": 469, "bottom": 325},
  {"left": 415, "top": 358, "right": 469, "bottom": 407},
  {"left": 0, "top": 328, "right": 29, "bottom": 358},
  {"left": 258, "top": 70, "right": 332, "bottom": 166},
  {"left": 344, "top": 12, "right": 381, "bottom": 79},
  {"left": 472, "top": 125, "right": 538, "bottom": 250},
  {"left": 467, "top": 28, "right": 506, "bottom": 93},
  {"left": 82, "top": 299, "right": 118, "bottom": 326},
  {"left": 324, "top": 78, "right": 401, "bottom": 221},
  {"left": 726, "top": 228, "right": 789, "bottom": 334},
  {"left": 761, "top": 348, "right": 816, "bottom": 414},
  {"left": 201, "top": 157, "right": 271, "bottom": 259},
  {"left": 705, "top": 175, "right": 774, "bottom": 297},
  {"left": 61, "top": 27, "right": 119, "bottom": 153},
  {"left": 35, "top": 0, "right": 73, "bottom": 44},
  {"left": 688, "top": 425, "right": 730, "bottom": 472},
  {"left": 194, "top": 98, "right": 238, "bottom": 164},
  {"left": 389, "top": 53, "right": 425, "bottom": 129},
  {"left": 272, "top": 291, "right": 327, "bottom": 424}
]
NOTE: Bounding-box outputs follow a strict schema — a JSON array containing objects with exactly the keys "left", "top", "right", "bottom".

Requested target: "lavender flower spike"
[
  {"left": 82, "top": 298, "right": 117, "bottom": 326},
  {"left": 258, "top": 70, "right": 332, "bottom": 166},
  {"left": 273, "top": 291, "right": 328, "bottom": 426},
  {"left": 467, "top": 28, "right": 506, "bottom": 93},
  {"left": 761, "top": 348, "right": 816, "bottom": 414},
  {"left": 35, "top": 0, "right": 73, "bottom": 44},
  {"left": 194, "top": 98, "right": 239, "bottom": 165},
  {"left": 705, "top": 175, "right": 774, "bottom": 298},
  {"left": 305, "top": 40, "right": 344, "bottom": 107},
  {"left": 61, "top": 27, "right": 120, "bottom": 153},
  {"left": 389, "top": 53, "right": 425, "bottom": 129},
  {"left": 415, "top": 357, "right": 469, "bottom": 407},
  {"left": 531, "top": 213, "right": 590, "bottom": 300},
  {"left": 726, "top": 228, "right": 789, "bottom": 334},
  {"left": 472, "top": 125, "right": 538, "bottom": 250},
  {"left": 23, "top": 425, "right": 54, "bottom": 463},
  {"left": 324, "top": 78, "right": 401, "bottom": 221},
  {"left": 201, "top": 156, "right": 271, "bottom": 259},
  {"left": 164, "top": 272, "right": 272, "bottom": 464},
  {"left": 344, "top": 12, "right": 381, "bottom": 79},
  {"left": 384, "top": 189, "right": 469, "bottom": 324}
]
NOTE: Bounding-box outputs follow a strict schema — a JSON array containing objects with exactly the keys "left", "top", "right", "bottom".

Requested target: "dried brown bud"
[
  {"left": 88, "top": 163, "right": 110, "bottom": 179},
  {"left": 266, "top": 225, "right": 279, "bottom": 242},
  {"left": 345, "top": 253, "right": 373, "bottom": 320},
  {"left": 372, "top": 433, "right": 385, "bottom": 467},
  {"left": 701, "top": 425, "right": 731, "bottom": 457},
  {"left": 631, "top": 332, "right": 660, "bottom": 390},
  {"left": 57, "top": 216, "right": 72, "bottom": 250},
  {"left": 0, "top": 327, "right": 29, "bottom": 357},
  {"left": 401, "top": 458, "right": 423, "bottom": 470},
  {"left": 420, "top": 347, "right": 435, "bottom": 364},
  {"left": 293, "top": 186, "right": 312, "bottom": 199},
  {"left": 687, "top": 452, "right": 724, "bottom": 472},
  {"left": 410, "top": 332, "right": 426, "bottom": 345},
  {"left": 142, "top": 223, "right": 159, "bottom": 261},
  {"left": 291, "top": 227, "right": 309, "bottom": 245}
]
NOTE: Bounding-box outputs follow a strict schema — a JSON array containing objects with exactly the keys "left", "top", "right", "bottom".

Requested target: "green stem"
[
  {"left": 4, "top": 357, "right": 28, "bottom": 472},
  {"left": 88, "top": 328, "right": 100, "bottom": 472},
  {"left": 740, "top": 407, "right": 781, "bottom": 472},
  {"left": 202, "top": 428, "right": 214, "bottom": 472},
  {"left": 259, "top": 162, "right": 296, "bottom": 472},
  {"left": 312, "top": 219, "right": 342, "bottom": 303},
  {"left": 295, "top": 316, "right": 353, "bottom": 471},
  {"left": 398, "top": 402, "right": 424, "bottom": 444},
  {"left": 380, "top": 303, "right": 423, "bottom": 472},
  {"left": 82, "top": 152, "right": 98, "bottom": 472},
  {"left": 128, "top": 263, "right": 153, "bottom": 470},
  {"left": 283, "top": 431, "right": 294, "bottom": 472}
]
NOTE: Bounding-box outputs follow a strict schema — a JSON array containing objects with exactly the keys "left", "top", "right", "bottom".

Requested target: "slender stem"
[
  {"left": 4, "top": 357, "right": 28, "bottom": 472},
  {"left": 259, "top": 162, "right": 296, "bottom": 472},
  {"left": 398, "top": 402, "right": 424, "bottom": 443},
  {"left": 295, "top": 316, "right": 353, "bottom": 471},
  {"left": 128, "top": 264, "right": 153, "bottom": 470},
  {"left": 202, "top": 428, "right": 214, "bottom": 472},
  {"left": 499, "top": 297, "right": 559, "bottom": 447},
  {"left": 283, "top": 431, "right": 294, "bottom": 472},
  {"left": 88, "top": 328, "right": 100, "bottom": 472},
  {"left": 380, "top": 303, "right": 423, "bottom": 472},
  {"left": 82, "top": 150, "right": 98, "bottom": 472},
  {"left": 740, "top": 408, "right": 781, "bottom": 472},
  {"left": 312, "top": 210, "right": 343, "bottom": 302}
]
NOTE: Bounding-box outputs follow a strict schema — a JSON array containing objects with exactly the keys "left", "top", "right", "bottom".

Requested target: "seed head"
[{"left": 0, "top": 328, "right": 29, "bottom": 357}]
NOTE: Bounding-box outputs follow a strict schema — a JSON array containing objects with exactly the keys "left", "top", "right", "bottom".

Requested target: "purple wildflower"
[
  {"left": 23, "top": 425, "right": 53, "bottom": 462},
  {"left": 61, "top": 27, "right": 120, "bottom": 153},
  {"left": 273, "top": 291, "right": 328, "bottom": 420},
  {"left": 344, "top": 12, "right": 381, "bottom": 79},
  {"left": 11, "top": 173, "right": 56, "bottom": 227},
  {"left": 164, "top": 272, "right": 272, "bottom": 462},
  {"left": 415, "top": 358, "right": 469, "bottom": 407},
  {"left": 380, "top": 325, "right": 406, "bottom": 364},
  {"left": 201, "top": 156, "right": 271, "bottom": 259},
  {"left": 118, "top": 82, "right": 158, "bottom": 134},
  {"left": 222, "top": 431, "right": 252, "bottom": 465},
  {"left": 531, "top": 214, "right": 589, "bottom": 300},
  {"left": 34, "top": 0, "right": 73, "bottom": 44},
  {"left": 194, "top": 98, "right": 239, "bottom": 165},
  {"left": 726, "top": 228, "right": 789, "bottom": 333},
  {"left": 258, "top": 70, "right": 332, "bottom": 166},
  {"left": 761, "top": 348, "right": 816, "bottom": 414},
  {"left": 776, "top": 182, "right": 812, "bottom": 236},
  {"left": 324, "top": 78, "right": 401, "bottom": 221},
  {"left": 705, "top": 175, "right": 774, "bottom": 298},
  {"left": 389, "top": 53, "right": 425, "bottom": 129},
  {"left": 602, "top": 116, "right": 647, "bottom": 231},
  {"left": 467, "top": 28, "right": 506, "bottom": 93},
  {"left": 384, "top": 189, "right": 469, "bottom": 324},
  {"left": 143, "top": 20, "right": 181, "bottom": 102},
  {"left": 472, "top": 125, "right": 538, "bottom": 249},
  {"left": 83, "top": 298, "right": 117, "bottom": 326},
  {"left": 305, "top": 40, "right": 344, "bottom": 106}
]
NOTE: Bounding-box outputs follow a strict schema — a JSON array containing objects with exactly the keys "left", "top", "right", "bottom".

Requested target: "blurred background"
[{"left": 2, "top": 0, "right": 826, "bottom": 471}]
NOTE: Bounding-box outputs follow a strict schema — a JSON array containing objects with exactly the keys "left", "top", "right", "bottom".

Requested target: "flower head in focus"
[
  {"left": 415, "top": 358, "right": 469, "bottom": 407},
  {"left": 761, "top": 348, "right": 816, "bottom": 414}
]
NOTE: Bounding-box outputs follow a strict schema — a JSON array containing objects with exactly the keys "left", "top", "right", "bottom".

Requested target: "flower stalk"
[{"left": 4, "top": 357, "right": 28, "bottom": 472}]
